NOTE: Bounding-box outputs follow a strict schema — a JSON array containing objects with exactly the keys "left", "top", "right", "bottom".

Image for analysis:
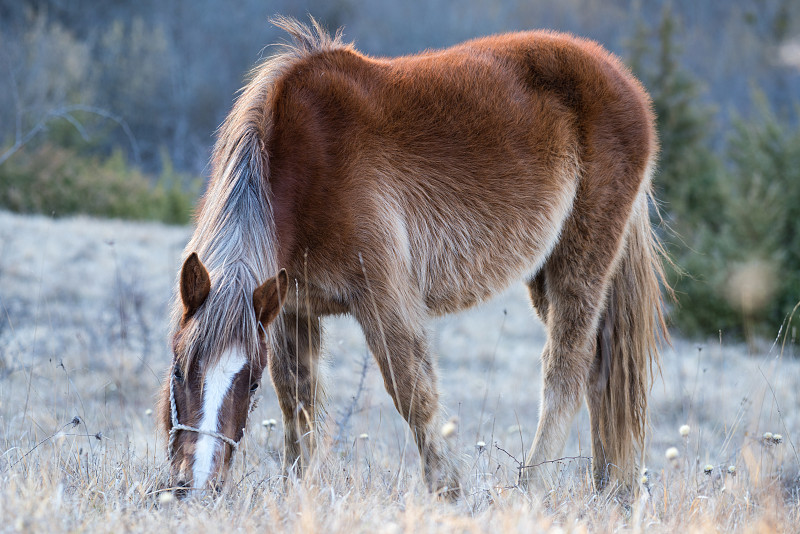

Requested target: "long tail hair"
[{"left": 595, "top": 182, "right": 671, "bottom": 485}]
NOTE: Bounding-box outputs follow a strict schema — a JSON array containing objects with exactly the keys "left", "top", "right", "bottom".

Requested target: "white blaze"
[{"left": 192, "top": 346, "right": 247, "bottom": 490}]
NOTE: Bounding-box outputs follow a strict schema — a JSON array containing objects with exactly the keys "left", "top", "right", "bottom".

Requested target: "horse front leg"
[
  {"left": 352, "top": 297, "right": 461, "bottom": 499},
  {"left": 269, "top": 312, "right": 324, "bottom": 476}
]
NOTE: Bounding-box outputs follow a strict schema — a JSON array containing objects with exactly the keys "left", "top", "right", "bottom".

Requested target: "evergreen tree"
[
  {"left": 628, "top": 6, "right": 723, "bottom": 227},
  {"left": 627, "top": 9, "right": 800, "bottom": 340}
]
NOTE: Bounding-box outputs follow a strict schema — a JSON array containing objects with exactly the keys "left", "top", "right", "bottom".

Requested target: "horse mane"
[{"left": 170, "top": 17, "right": 349, "bottom": 371}]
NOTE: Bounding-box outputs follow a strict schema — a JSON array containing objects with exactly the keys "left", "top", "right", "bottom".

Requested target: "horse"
[{"left": 158, "top": 16, "right": 669, "bottom": 498}]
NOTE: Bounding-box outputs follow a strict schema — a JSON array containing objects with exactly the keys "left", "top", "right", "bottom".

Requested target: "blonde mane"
[{"left": 170, "top": 17, "right": 350, "bottom": 370}]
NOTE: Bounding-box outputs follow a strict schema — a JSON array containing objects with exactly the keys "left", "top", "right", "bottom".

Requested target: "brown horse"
[{"left": 159, "top": 16, "right": 668, "bottom": 497}]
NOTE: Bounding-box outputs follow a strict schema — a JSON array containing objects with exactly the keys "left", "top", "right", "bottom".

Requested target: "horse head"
[{"left": 160, "top": 252, "right": 287, "bottom": 495}]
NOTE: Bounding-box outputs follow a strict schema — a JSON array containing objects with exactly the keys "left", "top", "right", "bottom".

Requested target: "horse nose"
[{"left": 174, "top": 480, "right": 190, "bottom": 499}]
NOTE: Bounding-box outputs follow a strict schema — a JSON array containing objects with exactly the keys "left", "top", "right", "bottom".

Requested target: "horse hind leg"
[
  {"left": 269, "top": 312, "right": 324, "bottom": 476},
  {"left": 521, "top": 189, "right": 634, "bottom": 490},
  {"left": 529, "top": 269, "right": 617, "bottom": 488}
]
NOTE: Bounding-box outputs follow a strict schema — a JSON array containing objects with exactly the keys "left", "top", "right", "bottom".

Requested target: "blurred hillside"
[
  {"left": 2, "top": 0, "right": 798, "bottom": 174},
  {"left": 1, "top": 0, "right": 799, "bottom": 338}
]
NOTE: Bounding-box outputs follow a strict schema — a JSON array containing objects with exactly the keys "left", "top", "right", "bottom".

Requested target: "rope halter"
[{"left": 167, "top": 362, "right": 242, "bottom": 458}]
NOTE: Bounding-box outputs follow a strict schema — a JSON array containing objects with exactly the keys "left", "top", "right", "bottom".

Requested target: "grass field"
[{"left": 1, "top": 209, "right": 799, "bottom": 532}]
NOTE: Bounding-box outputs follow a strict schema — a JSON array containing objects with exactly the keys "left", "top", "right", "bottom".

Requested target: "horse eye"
[
  {"left": 173, "top": 365, "right": 184, "bottom": 383},
  {"left": 249, "top": 382, "right": 259, "bottom": 393}
]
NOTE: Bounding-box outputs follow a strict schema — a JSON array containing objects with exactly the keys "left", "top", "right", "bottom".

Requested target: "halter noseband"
[{"left": 168, "top": 362, "right": 242, "bottom": 457}]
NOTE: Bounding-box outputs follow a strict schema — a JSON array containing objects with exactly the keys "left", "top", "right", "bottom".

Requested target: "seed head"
[
  {"left": 145, "top": 409, "right": 153, "bottom": 416},
  {"left": 640, "top": 474, "right": 649, "bottom": 485},
  {"left": 763, "top": 432, "right": 773, "bottom": 441},
  {"left": 665, "top": 447, "right": 679, "bottom": 461},
  {"left": 262, "top": 419, "right": 277, "bottom": 429},
  {"left": 727, "top": 465, "right": 736, "bottom": 475},
  {"left": 476, "top": 441, "right": 486, "bottom": 452},
  {"left": 679, "top": 424, "right": 690, "bottom": 437},
  {"left": 358, "top": 433, "right": 369, "bottom": 440},
  {"left": 773, "top": 433, "right": 783, "bottom": 444},
  {"left": 158, "top": 492, "right": 175, "bottom": 505},
  {"left": 703, "top": 464, "right": 713, "bottom": 475},
  {"left": 441, "top": 420, "right": 457, "bottom": 438}
]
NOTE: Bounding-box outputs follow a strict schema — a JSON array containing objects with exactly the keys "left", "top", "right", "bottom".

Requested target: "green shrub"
[
  {"left": 0, "top": 143, "right": 198, "bottom": 224},
  {"left": 670, "top": 103, "right": 800, "bottom": 339}
]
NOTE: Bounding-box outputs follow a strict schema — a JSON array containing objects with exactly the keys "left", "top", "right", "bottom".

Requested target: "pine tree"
[{"left": 628, "top": 6, "right": 723, "bottom": 227}]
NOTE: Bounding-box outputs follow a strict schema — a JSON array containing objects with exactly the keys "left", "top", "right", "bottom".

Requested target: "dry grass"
[{"left": 1, "top": 209, "right": 799, "bottom": 532}]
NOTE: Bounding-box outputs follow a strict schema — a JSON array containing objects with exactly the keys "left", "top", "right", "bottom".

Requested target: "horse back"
[{"left": 266, "top": 30, "right": 655, "bottom": 314}]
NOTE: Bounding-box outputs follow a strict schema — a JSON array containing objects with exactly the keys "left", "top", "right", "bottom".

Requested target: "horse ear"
[
  {"left": 180, "top": 252, "right": 210, "bottom": 318},
  {"left": 253, "top": 269, "right": 289, "bottom": 329}
]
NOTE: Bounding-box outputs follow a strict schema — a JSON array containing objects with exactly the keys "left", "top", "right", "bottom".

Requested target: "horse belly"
[{"left": 416, "top": 171, "right": 578, "bottom": 316}]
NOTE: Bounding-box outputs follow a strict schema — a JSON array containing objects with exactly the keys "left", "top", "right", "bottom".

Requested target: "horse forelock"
[
  {"left": 170, "top": 16, "right": 346, "bottom": 372},
  {"left": 172, "top": 265, "right": 262, "bottom": 373}
]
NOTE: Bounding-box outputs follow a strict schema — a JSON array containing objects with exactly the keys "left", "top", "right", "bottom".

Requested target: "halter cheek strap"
[{"left": 168, "top": 363, "right": 242, "bottom": 456}]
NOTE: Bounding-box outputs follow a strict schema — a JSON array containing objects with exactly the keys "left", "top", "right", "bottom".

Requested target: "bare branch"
[
  {"left": 2, "top": 55, "right": 23, "bottom": 147},
  {"left": 59, "top": 112, "right": 90, "bottom": 142},
  {"left": 0, "top": 104, "right": 141, "bottom": 166},
  {"left": 68, "top": 104, "right": 141, "bottom": 163}
]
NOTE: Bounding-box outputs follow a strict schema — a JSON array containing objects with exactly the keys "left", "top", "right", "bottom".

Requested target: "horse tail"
[{"left": 594, "top": 175, "right": 671, "bottom": 485}]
